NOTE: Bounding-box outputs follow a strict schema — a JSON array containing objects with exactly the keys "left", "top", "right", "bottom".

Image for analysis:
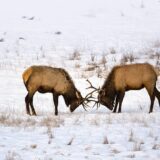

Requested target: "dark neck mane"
[{"left": 102, "top": 67, "right": 117, "bottom": 101}]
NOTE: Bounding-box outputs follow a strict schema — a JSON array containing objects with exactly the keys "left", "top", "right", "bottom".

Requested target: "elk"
[
  {"left": 22, "top": 65, "right": 91, "bottom": 116},
  {"left": 98, "top": 63, "right": 160, "bottom": 113}
]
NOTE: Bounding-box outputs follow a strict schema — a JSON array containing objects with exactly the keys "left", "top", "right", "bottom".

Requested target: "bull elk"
[
  {"left": 22, "top": 65, "right": 91, "bottom": 116},
  {"left": 97, "top": 63, "right": 160, "bottom": 113}
]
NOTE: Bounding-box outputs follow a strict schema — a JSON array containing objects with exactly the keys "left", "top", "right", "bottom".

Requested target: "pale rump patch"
[{"left": 22, "top": 67, "right": 33, "bottom": 84}]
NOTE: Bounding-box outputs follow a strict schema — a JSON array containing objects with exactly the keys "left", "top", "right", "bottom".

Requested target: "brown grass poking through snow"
[
  {"left": 5, "top": 151, "right": 22, "bottom": 160},
  {"left": 103, "top": 136, "right": 109, "bottom": 144},
  {"left": 0, "top": 113, "right": 64, "bottom": 128},
  {"left": 128, "top": 130, "right": 134, "bottom": 142},
  {"left": 67, "top": 137, "right": 74, "bottom": 145}
]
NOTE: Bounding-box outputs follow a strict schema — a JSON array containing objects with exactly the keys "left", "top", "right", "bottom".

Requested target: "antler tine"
[
  {"left": 82, "top": 103, "right": 88, "bottom": 111},
  {"left": 86, "top": 79, "right": 99, "bottom": 90},
  {"left": 82, "top": 99, "right": 99, "bottom": 111},
  {"left": 84, "top": 89, "right": 97, "bottom": 100},
  {"left": 92, "top": 100, "right": 100, "bottom": 110}
]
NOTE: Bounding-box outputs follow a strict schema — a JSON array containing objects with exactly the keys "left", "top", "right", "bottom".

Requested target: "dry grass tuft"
[
  {"left": 5, "top": 151, "right": 22, "bottom": 160},
  {"left": 121, "top": 53, "right": 136, "bottom": 64},
  {"left": 128, "top": 130, "right": 134, "bottom": 142},
  {"left": 111, "top": 149, "right": 120, "bottom": 154},
  {"left": 110, "top": 47, "right": 116, "bottom": 54},
  {"left": 152, "top": 144, "right": 160, "bottom": 150},
  {"left": 99, "top": 55, "right": 107, "bottom": 67},
  {"left": 74, "top": 62, "right": 81, "bottom": 69},
  {"left": 103, "top": 136, "right": 109, "bottom": 144},
  {"left": 40, "top": 116, "right": 64, "bottom": 128},
  {"left": 47, "top": 126, "right": 54, "bottom": 144},
  {"left": 153, "top": 40, "right": 160, "bottom": 48},
  {"left": 69, "top": 50, "right": 81, "bottom": 60},
  {"left": 30, "top": 144, "right": 37, "bottom": 149},
  {"left": 0, "top": 113, "right": 64, "bottom": 128},
  {"left": 127, "top": 154, "right": 135, "bottom": 158},
  {"left": 133, "top": 142, "right": 142, "bottom": 151},
  {"left": 67, "top": 137, "right": 74, "bottom": 145}
]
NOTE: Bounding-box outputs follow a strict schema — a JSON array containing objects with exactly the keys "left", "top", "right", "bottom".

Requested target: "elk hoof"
[
  {"left": 32, "top": 112, "right": 37, "bottom": 116},
  {"left": 26, "top": 112, "right": 31, "bottom": 116}
]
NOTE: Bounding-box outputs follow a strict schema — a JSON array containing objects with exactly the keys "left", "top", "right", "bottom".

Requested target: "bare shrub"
[
  {"left": 99, "top": 55, "right": 107, "bottom": 67},
  {"left": 110, "top": 47, "right": 116, "bottom": 54},
  {"left": 90, "top": 54, "right": 96, "bottom": 62},
  {"left": 0, "top": 114, "right": 9, "bottom": 124},
  {"left": 96, "top": 67, "right": 103, "bottom": 78},
  {"left": 133, "top": 142, "right": 142, "bottom": 151},
  {"left": 121, "top": 53, "right": 136, "bottom": 64},
  {"left": 69, "top": 50, "right": 81, "bottom": 60},
  {"left": 47, "top": 126, "right": 54, "bottom": 144},
  {"left": 126, "top": 54, "right": 135, "bottom": 63}
]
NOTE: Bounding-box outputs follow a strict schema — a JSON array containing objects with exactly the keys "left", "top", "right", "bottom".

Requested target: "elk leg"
[
  {"left": 25, "top": 93, "right": 31, "bottom": 115},
  {"left": 149, "top": 92, "right": 155, "bottom": 113},
  {"left": 53, "top": 93, "right": 59, "bottom": 116},
  {"left": 155, "top": 87, "right": 160, "bottom": 107},
  {"left": 30, "top": 96, "right": 37, "bottom": 116},
  {"left": 113, "top": 95, "right": 119, "bottom": 113},
  {"left": 118, "top": 92, "right": 125, "bottom": 113},
  {"left": 27, "top": 92, "right": 36, "bottom": 116},
  {"left": 146, "top": 85, "right": 155, "bottom": 113}
]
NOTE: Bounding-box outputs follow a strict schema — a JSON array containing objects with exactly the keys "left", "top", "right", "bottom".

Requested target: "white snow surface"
[{"left": 0, "top": 0, "right": 160, "bottom": 159}]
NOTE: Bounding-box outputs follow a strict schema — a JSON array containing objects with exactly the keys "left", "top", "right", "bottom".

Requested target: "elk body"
[
  {"left": 22, "top": 65, "right": 85, "bottom": 116},
  {"left": 98, "top": 63, "right": 160, "bottom": 113}
]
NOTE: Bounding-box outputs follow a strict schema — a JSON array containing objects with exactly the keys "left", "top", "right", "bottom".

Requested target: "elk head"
[
  {"left": 69, "top": 90, "right": 84, "bottom": 112},
  {"left": 98, "top": 89, "right": 114, "bottom": 110},
  {"left": 69, "top": 80, "right": 100, "bottom": 112}
]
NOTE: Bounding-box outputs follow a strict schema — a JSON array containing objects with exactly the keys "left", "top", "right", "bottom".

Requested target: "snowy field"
[{"left": 1, "top": 0, "right": 160, "bottom": 159}]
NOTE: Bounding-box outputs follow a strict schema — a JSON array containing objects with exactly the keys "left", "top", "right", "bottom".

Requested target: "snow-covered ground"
[{"left": 0, "top": 0, "right": 160, "bottom": 159}]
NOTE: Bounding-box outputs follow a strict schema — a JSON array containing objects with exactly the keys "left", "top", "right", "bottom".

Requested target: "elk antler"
[
  {"left": 86, "top": 79, "right": 99, "bottom": 91},
  {"left": 82, "top": 79, "right": 100, "bottom": 110}
]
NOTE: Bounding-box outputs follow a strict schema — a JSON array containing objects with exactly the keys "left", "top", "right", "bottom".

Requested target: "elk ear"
[{"left": 76, "top": 91, "right": 81, "bottom": 99}]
